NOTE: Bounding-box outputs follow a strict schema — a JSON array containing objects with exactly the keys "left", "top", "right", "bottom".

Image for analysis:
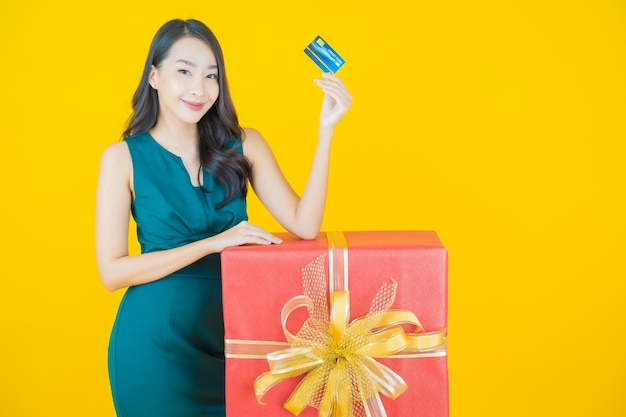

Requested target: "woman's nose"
[{"left": 190, "top": 77, "right": 206, "bottom": 97}]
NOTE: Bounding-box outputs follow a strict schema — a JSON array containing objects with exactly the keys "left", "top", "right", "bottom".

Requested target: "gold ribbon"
[{"left": 225, "top": 232, "right": 446, "bottom": 417}]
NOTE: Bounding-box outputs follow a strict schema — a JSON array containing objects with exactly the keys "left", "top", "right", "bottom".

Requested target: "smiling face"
[{"left": 149, "top": 36, "right": 220, "bottom": 128}]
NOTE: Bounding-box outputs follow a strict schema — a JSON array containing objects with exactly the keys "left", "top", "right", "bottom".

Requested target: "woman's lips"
[{"left": 182, "top": 100, "right": 205, "bottom": 111}]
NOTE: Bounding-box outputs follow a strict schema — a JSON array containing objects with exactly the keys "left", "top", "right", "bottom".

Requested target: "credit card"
[{"left": 304, "top": 36, "right": 345, "bottom": 73}]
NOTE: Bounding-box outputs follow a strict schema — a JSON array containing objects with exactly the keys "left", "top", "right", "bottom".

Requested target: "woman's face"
[{"left": 149, "top": 36, "right": 220, "bottom": 127}]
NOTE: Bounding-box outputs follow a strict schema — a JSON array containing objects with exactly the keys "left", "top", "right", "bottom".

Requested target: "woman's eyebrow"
[{"left": 175, "top": 59, "right": 218, "bottom": 69}]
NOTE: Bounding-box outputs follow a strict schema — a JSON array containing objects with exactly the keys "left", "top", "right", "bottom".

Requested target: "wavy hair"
[{"left": 123, "top": 19, "right": 250, "bottom": 206}]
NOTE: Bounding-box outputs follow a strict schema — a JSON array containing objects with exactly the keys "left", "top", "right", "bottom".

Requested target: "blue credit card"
[{"left": 304, "top": 36, "right": 345, "bottom": 73}]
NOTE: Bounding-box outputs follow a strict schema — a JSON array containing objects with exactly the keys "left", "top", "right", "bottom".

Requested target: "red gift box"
[{"left": 221, "top": 231, "right": 448, "bottom": 417}]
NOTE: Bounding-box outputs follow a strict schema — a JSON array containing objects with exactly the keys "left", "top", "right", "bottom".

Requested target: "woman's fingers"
[
  {"left": 212, "top": 221, "right": 282, "bottom": 252},
  {"left": 315, "top": 73, "right": 352, "bottom": 128},
  {"left": 315, "top": 74, "right": 351, "bottom": 99},
  {"left": 234, "top": 221, "right": 282, "bottom": 245}
]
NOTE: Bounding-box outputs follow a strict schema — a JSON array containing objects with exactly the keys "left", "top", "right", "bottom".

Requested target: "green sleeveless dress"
[{"left": 108, "top": 132, "right": 247, "bottom": 417}]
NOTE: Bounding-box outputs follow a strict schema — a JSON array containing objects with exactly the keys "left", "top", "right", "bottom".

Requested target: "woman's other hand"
[{"left": 314, "top": 73, "right": 352, "bottom": 130}]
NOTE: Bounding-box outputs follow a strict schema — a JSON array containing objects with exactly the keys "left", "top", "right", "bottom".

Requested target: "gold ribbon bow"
[{"left": 225, "top": 232, "right": 446, "bottom": 417}]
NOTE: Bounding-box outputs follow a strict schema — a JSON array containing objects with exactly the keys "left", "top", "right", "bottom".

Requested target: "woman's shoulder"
[
  {"left": 241, "top": 127, "right": 274, "bottom": 165},
  {"left": 100, "top": 140, "right": 131, "bottom": 168},
  {"left": 242, "top": 127, "right": 261, "bottom": 138},
  {"left": 241, "top": 127, "right": 267, "bottom": 151}
]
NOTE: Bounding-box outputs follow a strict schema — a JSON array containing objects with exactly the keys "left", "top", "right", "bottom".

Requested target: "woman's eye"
[
  {"left": 178, "top": 69, "right": 190, "bottom": 75},
  {"left": 207, "top": 74, "right": 218, "bottom": 79}
]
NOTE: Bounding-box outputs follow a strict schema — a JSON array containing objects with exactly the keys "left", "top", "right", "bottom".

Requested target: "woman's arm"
[
  {"left": 95, "top": 142, "right": 280, "bottom": 291},
  {"left": 245, "top": 73, "right": 352, "bottom": 239}
]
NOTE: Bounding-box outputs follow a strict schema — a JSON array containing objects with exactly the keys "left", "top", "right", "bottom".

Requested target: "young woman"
[{"left": 95, "top": 19, "right": 351, "bottom": 417}]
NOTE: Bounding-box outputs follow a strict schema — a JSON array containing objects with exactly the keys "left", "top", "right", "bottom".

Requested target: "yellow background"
[{"left": 1, "top": 0, "right": 624, "bottom": 416}]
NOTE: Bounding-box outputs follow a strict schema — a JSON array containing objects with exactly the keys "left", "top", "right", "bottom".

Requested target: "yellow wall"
[{"left": 1, "top": 1, "right": 624, "bottom": 416}]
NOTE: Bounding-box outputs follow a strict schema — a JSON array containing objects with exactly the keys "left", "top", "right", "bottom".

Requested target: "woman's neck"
[{"left": 149, "top": 120, "right": 199, "bottom": 158}]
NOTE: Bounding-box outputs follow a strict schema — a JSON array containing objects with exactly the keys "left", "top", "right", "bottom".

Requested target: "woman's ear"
[{"left": 149, "top": 65, "right": 158, "bottom": 90}]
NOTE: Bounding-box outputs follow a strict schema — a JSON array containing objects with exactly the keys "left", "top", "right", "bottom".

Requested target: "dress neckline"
[{"left": 144, "top": 132, "right": 204, "bottom": 189}]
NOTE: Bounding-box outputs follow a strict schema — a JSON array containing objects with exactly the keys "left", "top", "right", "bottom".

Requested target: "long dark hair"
[{"left": 123, "top": 19, "right": 250, "bottom": 206}]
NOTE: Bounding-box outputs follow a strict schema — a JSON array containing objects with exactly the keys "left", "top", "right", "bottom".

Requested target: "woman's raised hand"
[{"left": 314, "top": 73, "right": 352, "bottom": 130}]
